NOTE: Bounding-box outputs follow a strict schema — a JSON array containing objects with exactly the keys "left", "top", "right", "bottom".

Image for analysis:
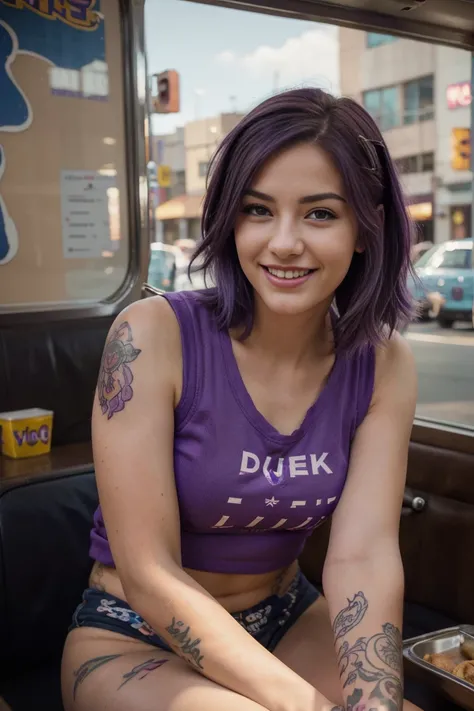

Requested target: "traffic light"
[
  {"left": 451, "top": 128, "right": 471, "bottom": 171},
  {"left": 152, "top": 70, "right": 180, "bottom": 114}
]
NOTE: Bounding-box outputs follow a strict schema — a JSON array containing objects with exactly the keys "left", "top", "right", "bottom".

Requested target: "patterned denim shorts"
[{"left": 69, "top": 570, "right": 320, "bottom": 653}]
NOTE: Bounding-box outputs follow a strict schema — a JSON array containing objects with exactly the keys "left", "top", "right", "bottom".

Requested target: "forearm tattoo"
[
  {"left": 72, "top": 654, "right": 168, "bottom": 699},
  {"left": 97, "top": 321, "right": 141, "bottom": 419},
  {"left": 166, "top": 617, "right": 205, "bottom": 669},
  {"left": 332, "top": 592, "right": 403, "bottom": 711}
]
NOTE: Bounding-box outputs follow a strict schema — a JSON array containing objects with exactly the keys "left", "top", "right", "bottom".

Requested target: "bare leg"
[
  {"left": 62, "top": 627, "right": 272, "bottom": 711},
  {"left": 274, "top": 595, "right": 423, "bottom": 711}
]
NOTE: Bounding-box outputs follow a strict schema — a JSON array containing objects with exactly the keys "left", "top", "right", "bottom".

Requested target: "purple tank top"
[{"left": 90, "top": 290, "right": 375, "bottom": 574}]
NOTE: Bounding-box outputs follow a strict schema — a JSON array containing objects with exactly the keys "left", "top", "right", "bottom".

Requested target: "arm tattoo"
[
  {"left": 346, "top": 687, "right": 378, "bottom": 711},
  {"left": 332, "top": 591, "right": 368, "bottom": 641},
  {"left": 73, "top": 654, "right": 168, "bottom": 698},
  {"left": 97, "top": 321, "right": 141, "bottom": 420},
  {"left": 166, "top": 617, "right": 204, "bottom": 669},
  {"left": 333, "top": 593, "right": 403, "bottom": 711}
]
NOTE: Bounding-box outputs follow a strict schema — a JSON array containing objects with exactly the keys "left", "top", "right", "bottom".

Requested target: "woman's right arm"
[{"left": 92, "top": 297, "right": 331, "bottom": 711}]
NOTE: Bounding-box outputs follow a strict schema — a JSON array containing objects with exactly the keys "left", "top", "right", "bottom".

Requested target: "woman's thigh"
[
  {"left": 274, "top": 595, "right": 341, "bottom": 704},
  {"left": 62, "top": 627, "right": 267, "bottom": 711},
  {"left": 273, "top": 596, "right": 422, "bottom": 711}
]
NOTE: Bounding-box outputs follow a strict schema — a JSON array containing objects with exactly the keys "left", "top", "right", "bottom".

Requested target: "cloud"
[
  {"left": 216, "top": 50, "right": 236, "bottom": 63},
  {"left": 216, "top": 26, "right": 340, "bottom": 94}
]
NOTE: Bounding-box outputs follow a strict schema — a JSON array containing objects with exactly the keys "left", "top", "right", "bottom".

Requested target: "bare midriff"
[{"left": 88, "top": 559, "right": 299, "bottom": 614}]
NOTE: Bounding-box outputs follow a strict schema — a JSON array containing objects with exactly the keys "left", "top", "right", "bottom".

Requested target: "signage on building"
[
  {"left": 451, "top": 128, "right": 471, "bottom": 171},
  {"left": 446, "top": 82, "right": 472, "bottom": 110},
  {"left": 158, "top": 165, "right": 171, "bottom": 188}
]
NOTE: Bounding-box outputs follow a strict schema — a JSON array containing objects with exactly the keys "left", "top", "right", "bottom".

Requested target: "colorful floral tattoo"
[{"left": 97, "top": 321, "right": 141, "bottom": 419}]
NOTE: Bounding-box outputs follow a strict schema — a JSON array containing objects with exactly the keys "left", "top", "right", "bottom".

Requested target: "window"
[
  {"left": 415, "top": 245, "right": 439, "bottom": 268},
  {"left": 147, "top": 0, "right": 474, "bottom": 430},
  {"left": 421, "top": 152, "right": 435, "bottom": 172},
  {"left": 363, "top": 86, "right": 400, "bottom": 131},
  {"left": 0, "top": 0, "right": 130, "bottom": 309},
  {"left": 395, "top": 152, "right": 434, "bottom": 174},
  {"left": 403, "top": 76, "right": 434, "bottom": 124},
  {"left": 426, "top": 245, "right": 472, "bottom": 270},
  {"left": 366, "top": 33, "right": 398, "bottom": 49},
  {"left": 198, "top": 161, "right": 209, "bottom": 178}
]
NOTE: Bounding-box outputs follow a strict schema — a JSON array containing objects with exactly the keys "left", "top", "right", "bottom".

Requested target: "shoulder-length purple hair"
[{"left": 191, "top": 87, "right": 415, "bottom": 354}]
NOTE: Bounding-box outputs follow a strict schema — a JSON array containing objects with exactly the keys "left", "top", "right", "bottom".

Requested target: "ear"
[{"left": 355, "top": 203, "right": 384, "bottom": 254}]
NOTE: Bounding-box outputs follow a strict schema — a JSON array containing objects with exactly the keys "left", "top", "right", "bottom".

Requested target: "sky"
[{"left": 145, "top": 0, "right": 340, "bottom": 135}]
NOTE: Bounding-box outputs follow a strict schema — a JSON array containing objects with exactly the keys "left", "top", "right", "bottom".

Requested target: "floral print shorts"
[{"left": 69, "top": 570, "right": 319, "bottom": 653}]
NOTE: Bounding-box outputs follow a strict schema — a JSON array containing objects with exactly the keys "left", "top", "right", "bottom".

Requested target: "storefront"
[
  {"left": 155, "top": 194, "right": 203, "bottom": 244},
  {"left": 450, "top": 204, "right": 472, "bottom": 239}
]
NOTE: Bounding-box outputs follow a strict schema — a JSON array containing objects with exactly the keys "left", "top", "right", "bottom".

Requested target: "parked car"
[
  {"left": 411, "top": 240, "right": 434, "bottom": 264},
  {"left": 147, "top": 242, "right": 177, "bottom": 292},
  {"left": 408, "top": 239, "right": 473, "bottom": 327}
]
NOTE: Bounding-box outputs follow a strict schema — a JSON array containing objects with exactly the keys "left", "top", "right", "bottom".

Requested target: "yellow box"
[{"left": 0, "top": 408, "right": 54, "bottom": 459}]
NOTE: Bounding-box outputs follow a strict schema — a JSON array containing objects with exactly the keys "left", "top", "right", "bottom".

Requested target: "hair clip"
[{"left": 358, "top": 134, "right": 385, "bottom": 176}]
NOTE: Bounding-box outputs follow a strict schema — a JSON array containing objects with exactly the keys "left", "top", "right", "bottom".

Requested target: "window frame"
[
  {"left": 363, "top": 84, "right": 400, "bottom": 131},
  {"left": 0, "top": 0, "right": 149, "bottom": 325},
  {"left": 403, "top": 74, "right": 435, "bottom": 125}
]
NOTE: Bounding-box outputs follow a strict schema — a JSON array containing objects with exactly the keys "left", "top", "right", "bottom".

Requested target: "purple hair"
[{"left": 191, "top": 88, "right": 415, "bottom": 354}]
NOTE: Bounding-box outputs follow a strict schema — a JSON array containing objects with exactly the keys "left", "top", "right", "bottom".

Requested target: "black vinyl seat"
[{"left": 0, "top": 471, "right": 98, "bottom": 711}]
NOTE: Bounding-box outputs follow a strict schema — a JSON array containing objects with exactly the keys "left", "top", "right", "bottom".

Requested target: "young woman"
[{"left": 62, "top": 88, "right": 419, "bottom": 711}]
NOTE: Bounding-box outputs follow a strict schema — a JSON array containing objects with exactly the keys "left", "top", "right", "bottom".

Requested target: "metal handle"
[{"left": 402, "top": 491, "right": 426, "bottom": 516}]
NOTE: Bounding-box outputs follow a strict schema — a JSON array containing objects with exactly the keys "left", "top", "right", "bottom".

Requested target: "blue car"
[{"left": 408, "top": 239, "right": 473, "bottom": 328}]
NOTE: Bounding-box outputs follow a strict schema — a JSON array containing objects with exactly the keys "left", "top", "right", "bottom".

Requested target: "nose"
[{"left": 267, "top": 218, "right": 304, "bottom": 259}]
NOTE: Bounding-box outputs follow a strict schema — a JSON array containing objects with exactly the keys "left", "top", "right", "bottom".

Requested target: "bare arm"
[
  {"left": 93, "top": 297, "right": 332, "bottom": 711},
  {"left": 322, "top": 334, "right": 417, "bottom": 711}
]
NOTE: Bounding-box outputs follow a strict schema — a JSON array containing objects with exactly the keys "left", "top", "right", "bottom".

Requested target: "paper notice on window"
[{"left": 61, "top": 170, "right": 120, "bottom": 258}]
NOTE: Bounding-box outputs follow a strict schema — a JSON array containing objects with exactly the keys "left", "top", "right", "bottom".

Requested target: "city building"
[
  {"left": 339, "top": 29, "right": 472, "bottom": 243},
  {"left": 154, "top": 112, "right": 244, "bottom": 243}
]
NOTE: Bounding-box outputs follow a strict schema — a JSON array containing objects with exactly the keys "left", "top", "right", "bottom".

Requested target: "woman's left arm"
[{"left": 322, "top": 333, "right": 417, "bottom": 711}]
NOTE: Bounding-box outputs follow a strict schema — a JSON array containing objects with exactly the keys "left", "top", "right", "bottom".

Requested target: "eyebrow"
[{"left": 244, "top": 189, "right": 346, "bottom": 204}]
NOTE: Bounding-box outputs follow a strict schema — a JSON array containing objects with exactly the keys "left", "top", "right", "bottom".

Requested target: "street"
[{"left": 405, "top": 321, "right": 474, "bottom": 426}]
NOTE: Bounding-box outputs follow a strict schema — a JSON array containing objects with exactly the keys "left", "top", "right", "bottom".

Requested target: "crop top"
[{"left": 90, "top": 289, "right": 376, "bottom": 574}]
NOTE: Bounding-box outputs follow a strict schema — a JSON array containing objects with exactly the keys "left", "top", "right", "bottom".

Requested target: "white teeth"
[{"left": 267, "top": 268, "right": 311, "bottom": 279}]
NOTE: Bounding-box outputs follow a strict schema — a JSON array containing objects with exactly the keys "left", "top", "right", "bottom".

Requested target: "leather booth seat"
[{"left": 0, "top": 471, "right": 97, "bottom": 710}]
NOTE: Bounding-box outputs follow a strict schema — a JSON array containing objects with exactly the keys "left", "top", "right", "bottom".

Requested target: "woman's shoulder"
[
  {"left": 112, "top": 288, "right": 214, "bottom": 332},
  {"left": 103, "top": 295, "right": 183, "bottom": 371},
  {"left": 373, "top": 330, "right": 417, "bottom": 400},
  {"left": 104, "top": 289, "right": 219, "bottom": 363}
]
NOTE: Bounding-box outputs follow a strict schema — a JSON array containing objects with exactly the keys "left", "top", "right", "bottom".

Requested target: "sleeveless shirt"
[{"left": 90, "top": 289, "right": 375, "bottom": 574}]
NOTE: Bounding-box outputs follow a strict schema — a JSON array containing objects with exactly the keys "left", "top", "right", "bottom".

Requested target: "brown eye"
[
  {"left": 307, "top": 208, "right": 335, "bottom": 221},
  {"left": 242, "top": 204, "right": 271, "bottom": 217}
]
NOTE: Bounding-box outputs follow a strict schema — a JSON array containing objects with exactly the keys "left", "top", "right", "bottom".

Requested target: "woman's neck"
[{"left": 241, "top": 296, "right": 334, "bottom": 366}]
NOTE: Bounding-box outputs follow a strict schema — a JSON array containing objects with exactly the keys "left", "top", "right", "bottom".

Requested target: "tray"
[{"left": 403, "top": 625, "right": 474, "bottom": 710}]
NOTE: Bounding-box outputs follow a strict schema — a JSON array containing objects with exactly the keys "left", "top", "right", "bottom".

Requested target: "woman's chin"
[{"left": 256, "top": 290, "right": 321, "bottom": 318}]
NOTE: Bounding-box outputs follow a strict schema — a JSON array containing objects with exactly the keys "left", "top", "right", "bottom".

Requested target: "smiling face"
[{"left": 234, "top": 142, "right": 359, "bottom": 319}]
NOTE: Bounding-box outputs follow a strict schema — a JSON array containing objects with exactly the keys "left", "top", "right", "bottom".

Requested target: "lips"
[{"left": 261, "top": 265, "right": 316, "bottom": 289}]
